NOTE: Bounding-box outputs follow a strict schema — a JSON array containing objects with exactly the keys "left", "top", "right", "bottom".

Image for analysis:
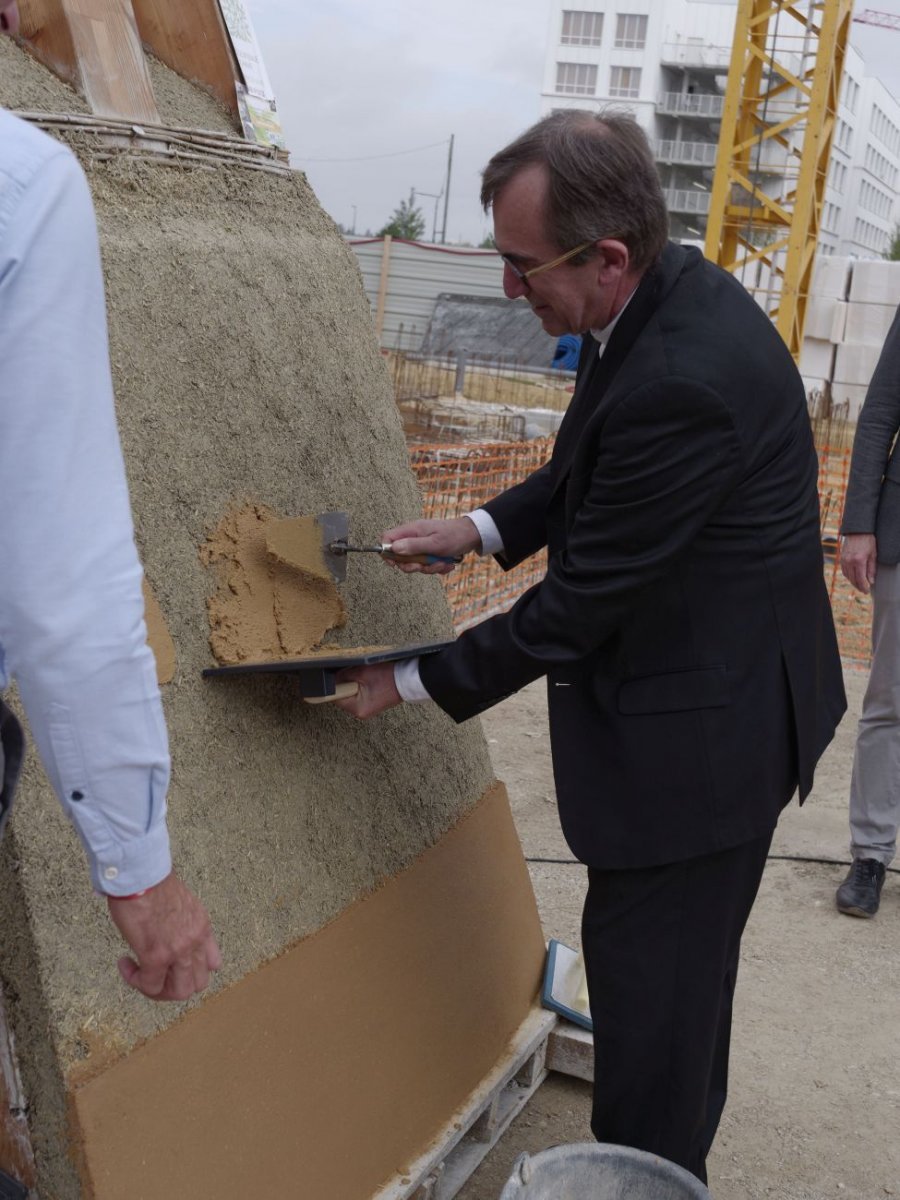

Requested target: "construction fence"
[
  {"left": 409, "top": 437, "right": 873, "bottom": 664},
  {"left": 389, "top": 350, "right": 574, "bottom": 416},
  {"left": 409, "top": 439, "right": 552, "bottom": 631}
]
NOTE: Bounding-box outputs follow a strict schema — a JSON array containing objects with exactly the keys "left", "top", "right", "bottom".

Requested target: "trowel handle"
[
  {"left": 383, "top": 552, "right": 463, "bottom": 566},
  {"left": 303, "top": 682, "right": 360, "bottom": 705}
]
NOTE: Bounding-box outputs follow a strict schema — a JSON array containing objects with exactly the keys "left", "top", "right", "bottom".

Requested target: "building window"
[
  {"left": 841, "top": 75, "right": 860, "bottom": 116},
  {"left": 555, "top": 62, "right": 598, "bottom": 96},
  {"left": 615, "top": 14, "right": 648, "bottom": 49},
  {"left": 561, "top": 10, "right": 603, "bottom": 46},
  {"left": 609, "top": 66, "right": 641, "bottom": 98}
]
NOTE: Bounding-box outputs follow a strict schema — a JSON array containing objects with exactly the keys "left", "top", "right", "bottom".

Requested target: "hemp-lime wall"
[{"left": 0, "top": 41, "right": 496, "bottom": 1197}]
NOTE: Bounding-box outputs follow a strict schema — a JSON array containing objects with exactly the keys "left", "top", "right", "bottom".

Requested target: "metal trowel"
[
  {"left": 265, "top": 511, "right": 351, "bottom": 583},
  {"left": 325, "top": 511, "right": 463, "bottom": 573},
  {"left": 265, "top": 511, "right": 461, "bottom": 585}
]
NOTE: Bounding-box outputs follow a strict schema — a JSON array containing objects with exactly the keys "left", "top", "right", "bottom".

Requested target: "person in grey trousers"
[{"left": 838, "top": 302, "right": 900, "bottom": 916}]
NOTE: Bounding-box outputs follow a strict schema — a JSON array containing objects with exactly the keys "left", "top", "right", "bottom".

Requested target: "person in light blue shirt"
[{"left": 0, "top": 0, "right": 220, "bottom": 1003}]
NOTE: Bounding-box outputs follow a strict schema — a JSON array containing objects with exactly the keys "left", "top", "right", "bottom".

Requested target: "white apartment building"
[{"left": 540, "top": 0, "right": 900, "bottom": 258}]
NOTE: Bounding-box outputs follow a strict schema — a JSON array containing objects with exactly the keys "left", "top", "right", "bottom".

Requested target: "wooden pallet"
[
  {"left": 373, "top": 1008, "right": 554, "bottom": 1200},
  {"left": 546, "top": 1022, "right": 594, "bottom": 1084},
  {"left": 373, "top": 1009, "right": 594, "bottom": 1200}
]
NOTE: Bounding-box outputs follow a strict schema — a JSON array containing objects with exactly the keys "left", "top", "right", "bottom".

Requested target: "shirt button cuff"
[{"left": 103, "top": 866, "right": 119, "bottom": 881}]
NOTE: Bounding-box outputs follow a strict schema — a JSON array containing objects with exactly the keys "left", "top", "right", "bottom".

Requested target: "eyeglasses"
[{"left": 497, "top": 240, "right": 595, "bottom": 286}]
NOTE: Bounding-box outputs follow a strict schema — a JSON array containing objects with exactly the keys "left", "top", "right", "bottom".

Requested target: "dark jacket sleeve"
[
  {"left": 482, "top": 462, "right": 553, "bottom": 568},
  {"left": 841, "top": 303, "right": 900, "bottom": 534},
  {"left": 420, "top": 379, "right": 742, "bottom": 721}
]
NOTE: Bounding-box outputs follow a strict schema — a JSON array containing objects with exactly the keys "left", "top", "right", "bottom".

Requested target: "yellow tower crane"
[{"left": 704, "top": 0, "right": 854, "bottom": 361}]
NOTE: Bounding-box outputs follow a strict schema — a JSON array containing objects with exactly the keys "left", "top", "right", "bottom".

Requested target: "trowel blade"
[{"left": 318, "top": 511, "right": 349, "bottom": 583}]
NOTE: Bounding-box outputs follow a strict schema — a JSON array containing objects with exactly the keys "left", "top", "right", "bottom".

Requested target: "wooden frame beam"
[
  {"left": 17, "top": 0, "right": 161, "bottom": 124},
  {"left": 130, "top": 0, "right": 240, "bottom": 119}
]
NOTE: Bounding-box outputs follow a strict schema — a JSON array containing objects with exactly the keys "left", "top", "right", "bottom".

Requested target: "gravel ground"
[{"left": 456, "top": 663, "right": 900, "bottom": 1200}]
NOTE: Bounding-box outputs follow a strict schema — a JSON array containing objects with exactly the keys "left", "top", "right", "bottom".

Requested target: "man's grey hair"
[{"left": 481, "top": 109, "right": 669, "bottom": 272}]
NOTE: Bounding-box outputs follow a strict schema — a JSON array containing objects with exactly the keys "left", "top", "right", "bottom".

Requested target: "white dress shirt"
[
  {"left": 0, "top": 109, "right": 172, "bottom": 894},
  {"left": 395, "top": 300, "right": 635, "bottom": 704}
]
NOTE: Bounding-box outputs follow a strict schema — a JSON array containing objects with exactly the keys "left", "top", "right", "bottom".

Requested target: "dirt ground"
[{"left": 457, "top": 662, "right": 900, "bottom": 1200}]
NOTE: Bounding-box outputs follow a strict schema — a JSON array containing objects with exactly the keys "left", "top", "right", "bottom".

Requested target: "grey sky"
[
  {"left": 852, "top": 19, "right": 900, "bottom": 109},
  {"left": 247, "top": 0, "right": 554, "bottom": 243},
  {"left": 246, "top": 1, "right": 900, "bottom": 246}
]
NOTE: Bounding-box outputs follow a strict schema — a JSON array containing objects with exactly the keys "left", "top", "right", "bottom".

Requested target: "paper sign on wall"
[{"left": 218, "top": 0, "right": 286, "bottom": 150}]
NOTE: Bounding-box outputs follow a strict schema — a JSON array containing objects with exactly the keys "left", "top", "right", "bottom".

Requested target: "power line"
[{"left": 297, "top": 138, "right": 451, "bottom": 164}]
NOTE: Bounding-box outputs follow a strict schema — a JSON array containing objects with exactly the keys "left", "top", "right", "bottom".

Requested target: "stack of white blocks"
[{"left": 799, "top": 257, "right": 900, "bottom": 418}]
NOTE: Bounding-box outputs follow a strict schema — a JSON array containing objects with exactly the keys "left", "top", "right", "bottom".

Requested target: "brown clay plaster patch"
[
  {"left": 142, "top": 578, "right": 176, "bottom": 685},
  {"left": 200, "top": 503, "right": 347, "bottom": 665},
  {"left": 299, "top": 643, "right": 390, "bottom": 658},
  {"left": 264, "top": 515, "right": 333, "bottom": 582}
]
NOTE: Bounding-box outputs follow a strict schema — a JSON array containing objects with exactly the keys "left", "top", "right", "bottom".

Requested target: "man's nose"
[{"left": 502, "top": 262, "right": 528, "bottom": 301}]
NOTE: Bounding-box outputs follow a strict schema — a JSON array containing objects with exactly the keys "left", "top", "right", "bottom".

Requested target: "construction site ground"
[{"left": 457, "top": 661, "right": 900, "bottom": 1200}]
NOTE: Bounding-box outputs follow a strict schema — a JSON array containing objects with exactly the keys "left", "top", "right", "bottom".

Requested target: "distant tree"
[
  {"left": 884, "top": 224, "right": 900, "bottom": 261},
  {"left": 378, "top": 198, "right": 426, "bottom": 240},
  {"left": 479, "top": 234, "right": 495, "bottom": 249}
]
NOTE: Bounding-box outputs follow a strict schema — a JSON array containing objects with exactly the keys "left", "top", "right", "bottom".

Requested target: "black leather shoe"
[{"left": 836, "top": 858, "right": 886, "bottom": 918}]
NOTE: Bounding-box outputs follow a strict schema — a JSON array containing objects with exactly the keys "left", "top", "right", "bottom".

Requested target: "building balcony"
[
  {"left": 660, "top": 41, "right": 732, "bottom": 72},
  {"left": 657, "top": 138, "right": 791, "bottom": 175},
  {"left": 656, "top": 139, "right": 718, "bottom": 167},
  {"left": 657, "top": 91, "right": 724, "bottom": 118},
  {"left": 663, "top": 187, "right": 711, "bottom": 215}
]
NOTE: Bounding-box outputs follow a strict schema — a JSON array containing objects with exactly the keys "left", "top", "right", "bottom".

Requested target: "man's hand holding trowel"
[
  {"left": 379, "top": 516, "right": 481, "bottom": 574},
  {"left": 334, "top": 515, "right": 481, "bottom": 718}
]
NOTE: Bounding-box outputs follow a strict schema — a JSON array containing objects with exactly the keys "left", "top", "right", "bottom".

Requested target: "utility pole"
[
  {"left": 416, "top": 189, "right": 443, "bottom": 242},
  {"left": 350, "top": 204, "right": 357, "bottom": 235},
  {"left": 440, "top": 134, "right": 454, "bottom": 244}
]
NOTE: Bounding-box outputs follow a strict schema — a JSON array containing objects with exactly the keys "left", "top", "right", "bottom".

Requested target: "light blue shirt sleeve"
[
  {"left": 393, "top": 507, "right": 505, "bottom": 703},
  {"left": 0, "top": 113, "right": 172, "bottom": 895}
]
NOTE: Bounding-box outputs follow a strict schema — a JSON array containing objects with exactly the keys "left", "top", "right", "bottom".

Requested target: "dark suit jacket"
[
  {"left": 840, "top": 302, "right": 900, "bottom": 561},
  {"left": 420, "top": 243, "right": 846, "bottom": 869}
]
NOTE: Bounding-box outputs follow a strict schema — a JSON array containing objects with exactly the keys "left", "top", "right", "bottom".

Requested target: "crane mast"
[{"left": 705, "top": 0, "right": 854, "bottom": 361}]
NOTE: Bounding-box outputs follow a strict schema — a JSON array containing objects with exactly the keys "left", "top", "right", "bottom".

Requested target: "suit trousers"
[
  {"left": 849, "top": 562, "right": 900, "bottom": 866},
  {"left": 0, "top": 698, "right": 24, "bottom": 843},
  {"left": 581, "top": 830, "right": 773, "bottom": 1184}
]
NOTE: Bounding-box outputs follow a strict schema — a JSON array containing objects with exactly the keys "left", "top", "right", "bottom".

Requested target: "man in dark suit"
[
  {"left": 337, "top": 110, "right": 845, "bottom": 1183},
  {"left": 837, "top": 305, "right": 900, "bottom": 917}
]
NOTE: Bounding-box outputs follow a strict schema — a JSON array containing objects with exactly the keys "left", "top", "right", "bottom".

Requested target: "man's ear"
[{"left": 594, "top": 238, "right": 630, "bottom": 281}]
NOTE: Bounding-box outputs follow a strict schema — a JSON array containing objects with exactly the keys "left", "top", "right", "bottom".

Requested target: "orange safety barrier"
[
  {"left": 409, "top": 437, "right": 873, "bottom": 664},
  {"left": 409, "top": 439, "right": 553, "bottom": 630}
]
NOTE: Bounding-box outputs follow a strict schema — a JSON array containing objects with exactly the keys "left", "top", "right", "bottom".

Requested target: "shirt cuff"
[
  {"left": 467, "top": 508, "right": 505, "bottom": 557},
  {"left": 91, "top": 820, "right": 173, "bottom": 897},
  {"left": 394, "top": 657, "right": 432, "bottom": 703}
]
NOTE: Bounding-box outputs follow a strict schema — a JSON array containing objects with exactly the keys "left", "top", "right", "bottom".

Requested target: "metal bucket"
[{"left": 499, "top": 1142, "right": 712, "bottom": 1199}]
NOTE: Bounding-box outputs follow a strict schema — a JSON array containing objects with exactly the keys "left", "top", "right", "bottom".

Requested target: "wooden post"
[
  {"left": 18, "top": 0, "right": 161, "bottom": 123},
  {"left": 374, "top": 234, "right": 392, "bottom": 344},
  {"left": 130, "top": 0, "right": 240, "bottom": 119}
]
